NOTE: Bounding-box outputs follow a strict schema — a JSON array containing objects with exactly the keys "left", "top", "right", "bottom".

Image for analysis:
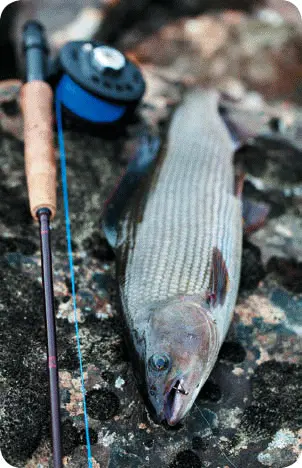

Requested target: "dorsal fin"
[
  {"left": 208, "top": 248, "right": 230, "bottom": 307},
  {"left": 102, "top": 134, "right": 160, "bottom": 249}
]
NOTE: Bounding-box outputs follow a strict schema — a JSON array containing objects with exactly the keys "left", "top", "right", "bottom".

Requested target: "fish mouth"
[{"left": 164, "top": 376, "right": 189, "bottom": 426}]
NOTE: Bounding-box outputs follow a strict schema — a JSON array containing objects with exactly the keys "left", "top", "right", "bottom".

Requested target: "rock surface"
[{"left": 0, "top": 12, "right": 302, "bottom": 468}]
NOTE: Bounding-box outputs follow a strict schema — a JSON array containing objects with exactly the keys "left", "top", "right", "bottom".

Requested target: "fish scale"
[{"left": 118, "top": 89, "right": 242, "bottom": 343}]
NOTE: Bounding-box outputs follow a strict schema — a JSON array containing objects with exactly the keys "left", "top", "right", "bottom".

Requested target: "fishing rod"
[
  {"left": 20, "top": 19, "right": 145, "bottom": 467},
  {"left": 21, "top": 21, "right": 62, "bottom": 467}
]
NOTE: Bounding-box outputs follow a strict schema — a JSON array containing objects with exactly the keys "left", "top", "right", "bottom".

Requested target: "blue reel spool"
[{"left": 51, "top": 41, "right": 146, "bottom": 126}]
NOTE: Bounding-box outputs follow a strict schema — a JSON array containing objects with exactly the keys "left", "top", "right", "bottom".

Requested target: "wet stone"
[
  {"left": 83, "top": 231, "right": 115, "bottom": 261},
  {"left": 79, "top": 428, "right": 98, "bottom": 445},
  {"left": 235, "top": 143, "right": 268, "bottom": 177},
  {"left": 191, "top": 436, "right": 209, "bottom": 451},
  {"left": 92, "top": 271, "right": 115, "bottom": 292},
  {"left": 101, "top": 370, "right": 115, "bottom": 384},
  {"left": 240, "top": 238, "right": 266, "bottom": 291},
  {"left": 64, "top": 447, "right": 95, "bottom": 468},
  {"left": 169, "top": 449, "right": 202, "bottom": 468},
  {"left": 0, "top": 173, "right": 34, "bottom": 237},
  {"left": 1, "top": 98, "right": 19, "bottom": 116},
  {"left": 143, "top": 437, "right": 155, "bottom": 448},
  {"left": 243, "top": 184, "right": 293, "bottom": 220},
  {"left": 108, "top": 448, "right": 143, "bottom": 468},
  {"left": 0, "top": 388, "right": 49, "bottom": 466},
  {"left": 61, "top": 422, "right": 99, "bottom": 457},
  {"left": 4, "top": 251, "right": 35, "bottom": 269},
  {"left": 264, "top": 189, "right": 293, "bottom": 219},
  {"left": 261, "top": 448, "right": 298, "bottom": 468},
  {"left": 86, "top": 389, "right": 120, "bottom": 421},
  {"left": 270, "top": 289, "right": 302, "bottom": 328},
  {"left": 267, "top": 257, "right": 302, "bottom": 293},
  {"left": 58, "top": 343, "right": 80, "bottom": 371},
  {"left": 218, "top": 341, "right": 247, "bottom": 363},
  {"left": 0, "top": 236, "right": 37, "bottom": 255},
  {"left": 65, "top": 277, "right": 72, "bottom": 294},
  {"left": 56, "top": 320, "right": 80, "bottom": 371},
  {"left": 61, "top": 389, "right": 71, "bottom": 405},
  {"left": 198, "top": 381, "right": 222, "bottom": 403},
  {"left": 252, "top": 136, "right": 302, "bottom": 184},
  {"left": 62, "top": 419, "right": 81, "bottom": 457},
  {"left": 77, "top": 290, "right": 95, "bottom": 314},
  {"left": 0, "top": 262, "right": 49, "bottom": 465},
  {"left": 240, "top": 361, "right": 302, "bottom": 437}
]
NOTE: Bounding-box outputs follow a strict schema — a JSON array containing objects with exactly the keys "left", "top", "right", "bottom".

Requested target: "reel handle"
[{"left": 22, "top": 21, "right": 56, "bottom": 220}]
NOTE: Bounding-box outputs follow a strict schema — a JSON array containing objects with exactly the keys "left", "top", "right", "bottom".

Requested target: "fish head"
[{"left": 143, "top": 296, "right": 219, "bottom": 426}]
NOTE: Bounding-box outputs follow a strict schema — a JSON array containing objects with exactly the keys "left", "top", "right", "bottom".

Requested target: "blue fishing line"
[{"left": 55, "top": 95, "right": 93, "bottom": 468}]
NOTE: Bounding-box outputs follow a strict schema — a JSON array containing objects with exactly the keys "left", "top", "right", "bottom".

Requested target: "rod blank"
[{"left": 38, "top": 209, "right": 62, "bottom": 467}]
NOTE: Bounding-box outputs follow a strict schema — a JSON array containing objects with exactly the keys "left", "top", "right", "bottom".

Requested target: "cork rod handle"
[{"left": 22, "top": 80, "right": 56, "bottom": 220}]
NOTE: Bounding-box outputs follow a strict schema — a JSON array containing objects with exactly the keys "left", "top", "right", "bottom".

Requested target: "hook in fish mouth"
[
  {"left": 173, "top": 380, "right": 189, "bottom": 395},
  {"left": 164, "top": 377, "right": 189, "bottom": 425}
]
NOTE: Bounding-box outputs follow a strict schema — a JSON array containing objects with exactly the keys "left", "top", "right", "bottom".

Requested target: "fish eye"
[{"left": 149, "top": 353, "right": 171, "bottom": 372}]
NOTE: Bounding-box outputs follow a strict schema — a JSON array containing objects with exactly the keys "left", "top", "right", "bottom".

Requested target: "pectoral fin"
[
  {"left": 242, "top": 199, "right": 270, "bottom": 234},
  {"left": 235, "top": 168, "right": 245, "bottom": 198},
  {"left": 102, "top": 134, "right": 160, "bottom": 249},
  {"left": 208, "top": 248, "right": 230, "bottom": 307}
]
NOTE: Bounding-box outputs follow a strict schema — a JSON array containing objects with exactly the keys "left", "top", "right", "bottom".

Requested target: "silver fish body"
[{"left": 106, "top": 89, "right": 243, "bottom": 424}]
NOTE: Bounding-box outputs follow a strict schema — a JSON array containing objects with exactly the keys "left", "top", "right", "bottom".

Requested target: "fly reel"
[{"left": 50, "top": 40, "right": 146, "bottom": 129}]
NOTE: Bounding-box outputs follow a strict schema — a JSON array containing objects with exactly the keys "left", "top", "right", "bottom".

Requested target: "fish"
[{"left": 103, "top": 88, "right": 255, "bottom": 426}]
